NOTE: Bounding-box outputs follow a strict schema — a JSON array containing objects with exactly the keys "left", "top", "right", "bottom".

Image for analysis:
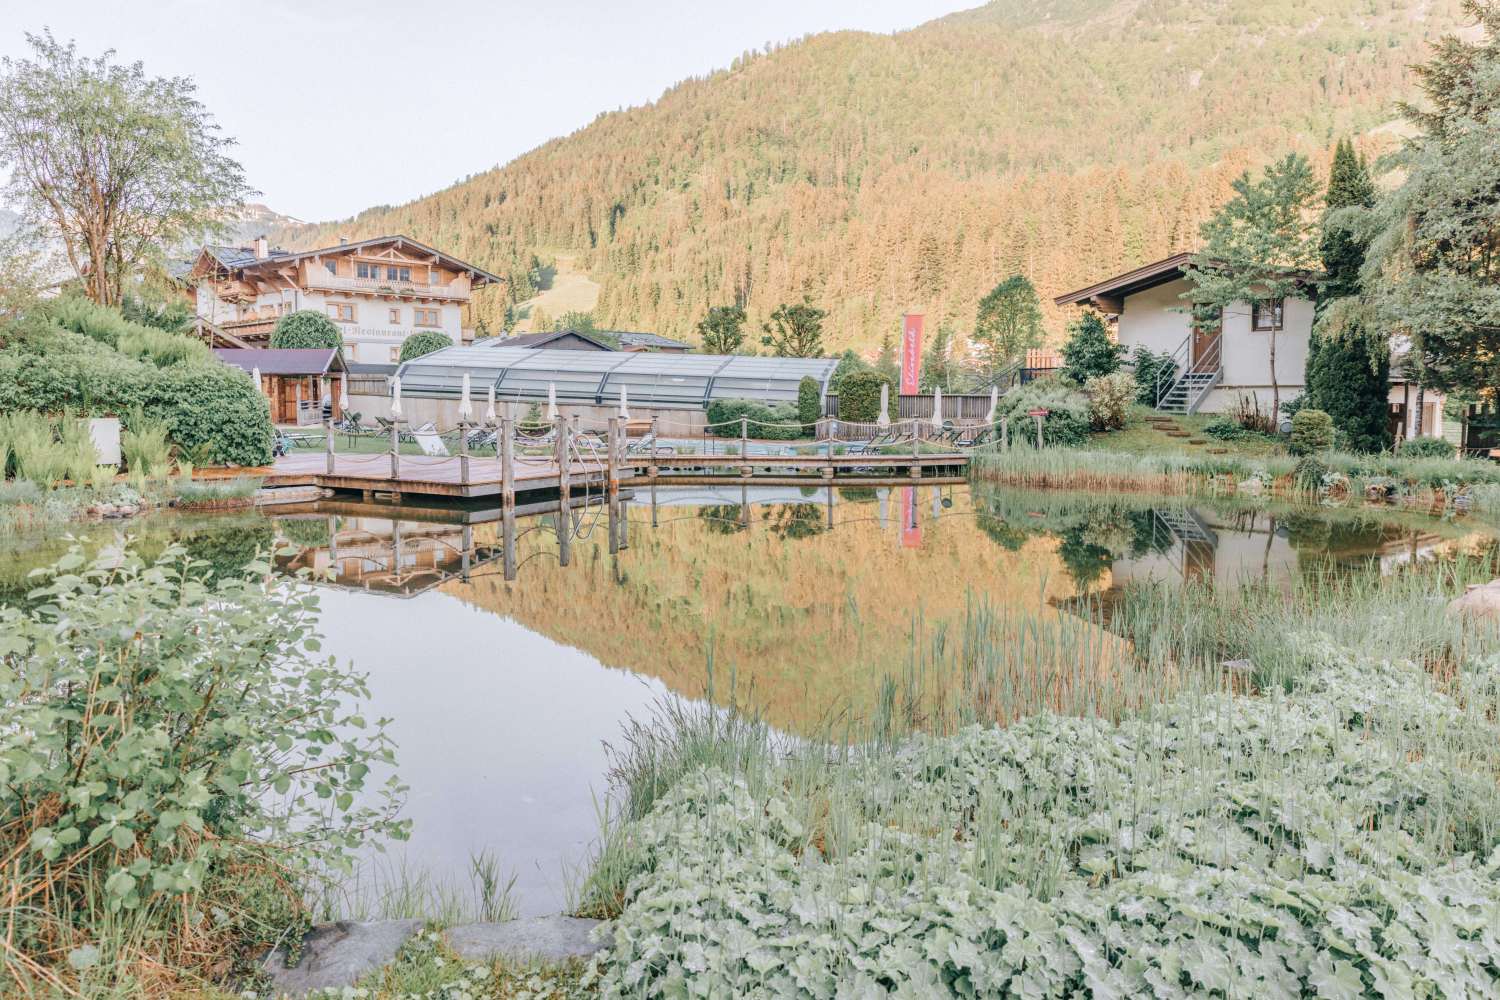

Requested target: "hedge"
[
  {"left": 270, "top": 310, "right": 342, "bottom": 350},
  {"left": 837, "top": 370, "right": 894, "bottom": 423},
  {"left": 0, "top": 341, "right": 273, "bottom": 467},
  {"left": 399, "top": 330, "right": 454, "bottom": 361},
  {"left": 705, "top": 399, "right": 804, "bottom": 440}
]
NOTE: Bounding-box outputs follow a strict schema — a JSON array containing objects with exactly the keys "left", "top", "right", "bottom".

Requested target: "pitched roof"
[
  {"left": 616, "top": 331, "right": 692, "bottom": 350},
  {"left": 213, "top": 348, "right": 346, "bottom": 376},
  {"left": 192, "top": 235, "right": 503, "bottom": 286},
  {"left": 1053, "top": 253, "right": 1196, "bottom": 306},
  {"left": 483, "top": 330, "right": 615, "bottom": 350}
]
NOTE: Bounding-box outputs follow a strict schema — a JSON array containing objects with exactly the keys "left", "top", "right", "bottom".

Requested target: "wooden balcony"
[{"left": 305, "top": 271, "right": 469, "bottom": 302}]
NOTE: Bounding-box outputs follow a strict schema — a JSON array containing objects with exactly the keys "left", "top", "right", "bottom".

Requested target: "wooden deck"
[{"left": 264, "top": 451, "right": 636, "bottom": 499}]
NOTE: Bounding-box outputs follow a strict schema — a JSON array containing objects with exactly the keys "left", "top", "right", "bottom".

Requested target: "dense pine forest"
[{"left": 277, "top": 0, "right": 1473, "bottom": 351}]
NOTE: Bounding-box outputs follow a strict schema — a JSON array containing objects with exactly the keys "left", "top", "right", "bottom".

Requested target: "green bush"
[
  {"left": 837, "top": 369, "right": 894, "bottom": 423},
  {"left": 797, "top": 376, "right": 822, "bottom": 427},
  {"left": 0, "top": 544, "right": 405, "bottom": 990},
  {"left": 995, "top": 377, "right": 1091, "bottom": 447},
  {"left": 1059, "top": 311, "right": 1123, "bottom": 385},
  {"left": 1294, "top": 454, "right": 1330, "bottom": 490},
  {"left": 706, "top": 399, "right": 804, "bottom": 439},
  {"left": 1202, "top": 417, "right": 1247, "bottom": 441},
  {"left": 1289, "top": 408, "right": 1335, "bottom": 456},
  {"left": 1129, "top": 346, "right": 1178, "bottom": 406},
  {"left": 399, "top": 330, "right": 454, "bottom": 362},
  {"left": 49, "top": 296, "right": 212, "bottom": 368},
  {"left": 1083, "top": 371, "right": 1132, "bottom": 431},
  {"left": 0, "top": 326, "right": 274, "bottom": 467},
  {"left": 269, "top": 310, "right": 342, "bottom": 350},
  {"left": 1396, "top": 436, "right": 1457, "bottom": 459}
]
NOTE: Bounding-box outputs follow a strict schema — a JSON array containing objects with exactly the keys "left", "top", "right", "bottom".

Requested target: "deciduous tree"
[
  {"left": 0, "top": 33, "right": 250, "bottom": 306},
  {"left": 1183, "top": 153, "right": 1322, "bottom": 416},
  {"left": 761, "top": 298, "right": 826, "bottom": 357},
  {"left": 697, "top": 305, "right": 747, "bottom": 354},
  {"left": 972, "top": 276, "right": 1043, "bottom": 382}
]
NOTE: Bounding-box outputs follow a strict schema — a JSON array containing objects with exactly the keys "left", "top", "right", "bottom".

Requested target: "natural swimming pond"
[{"left": 3, "top": 484, "right": 1496, "bottom": 916}]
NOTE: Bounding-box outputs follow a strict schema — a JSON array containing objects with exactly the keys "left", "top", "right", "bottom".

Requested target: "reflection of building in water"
[
  {"left": 1106, "top": 507, "right": 1459, "bottom": 591},
  {"left": 277, "top": 516, "right": 499, "bottom": 597}
]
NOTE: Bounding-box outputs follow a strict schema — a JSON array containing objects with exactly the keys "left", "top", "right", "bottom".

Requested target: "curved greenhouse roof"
[{"left": 393, "top": 346, "right": 839, "bottom": 410}]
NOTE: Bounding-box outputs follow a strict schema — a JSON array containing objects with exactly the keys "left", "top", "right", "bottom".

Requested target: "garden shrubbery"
[
  {"left": 1082, "top": 371, "right": 1132, "bottom": 430},
  {"left": 1129, "top": 346, "right": 1177, "bottom": 406},
  {"left": 1396, "top": 436, "right": 1457, "bottom": 458},
  {"left": 706, "top": 398, "right": 805, "bottom": 439},
  {"left": 0, "top": 544, "right": 405, "bottom": 994},
  {"left": 797, "top": 376, "right": 822, "bottom": 426},
  {"left": 0, "top": 299, "right": 273, "bottom": 466},
  {"left": 994, "top": 377, "right": 1091, "bottom": 447},
  {"left": 1289, "top": 408, "right": 1334, "bottom": 455}
]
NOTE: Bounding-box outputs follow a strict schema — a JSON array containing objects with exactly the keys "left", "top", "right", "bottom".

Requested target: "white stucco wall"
[{"left": 1116, "top": 277, "right": 1313, "bottom": 412}]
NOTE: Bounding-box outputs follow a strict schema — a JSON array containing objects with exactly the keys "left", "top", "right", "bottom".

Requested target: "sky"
[{"left": 2, "top": 0, "right": 977, "bottom": 224}]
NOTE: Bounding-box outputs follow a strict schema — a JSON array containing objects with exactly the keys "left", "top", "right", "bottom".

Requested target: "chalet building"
[
  {"left": 188, "top": 235, "right": 503, "bottom": 365},
  {"left": 1055, "top": 253, "right": 1443, "bottom": 440}
]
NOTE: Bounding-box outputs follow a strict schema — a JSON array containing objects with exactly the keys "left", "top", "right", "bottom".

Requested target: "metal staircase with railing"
[{"left": 1151, "top": 333, "right": 1222, "bottom": 414}]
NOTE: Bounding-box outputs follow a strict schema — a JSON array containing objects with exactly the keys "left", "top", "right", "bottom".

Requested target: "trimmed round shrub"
[
  {"left": 1289, "top": 408, "right": 1334, "bottom": 456},
  {"left": 399, "top": 330, "right": 454, "bottom": 362},
  {"left": 838, "top": 370, "right": 895, "bottom": 423},
  {"left": 1396, "top": 436, "right": 1457, "bottom": 459},
  {"left": 270, "top": 310, "right": 341, "bottom": 350},
  {"left": 797, "top": 376, "right": 822, "bottom": 427},
  {"left": 995, "top": 377, "right": 1091, "bottom": 447}
]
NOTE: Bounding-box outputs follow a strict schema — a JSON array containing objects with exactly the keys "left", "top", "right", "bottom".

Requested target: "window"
[
  {"left": 429, "top": 271, "right": 443, "bottom": 286},
  {"left": 388, "top": 307, "right": 401, "bottom": 324},
  {"left": 356, "top": 262, "right": 377, "bottom": 279},
  {"left": 389, "top": 347, "right": 401, "bottom": 363},
  {"left": 387, "top": 266, "right": 411, "bottom": 282},
  {"left": 1251, "top": 299, "right": 1284, "bottom": 331},
  {"left": 324, "top": 260, "right": 337, "bottom": 276},
  {"left": 326, "top": 302, "right": 356, "bottom": 323},
  {"left": 414, "top": 307, "right": 440, "bottom": 327}
]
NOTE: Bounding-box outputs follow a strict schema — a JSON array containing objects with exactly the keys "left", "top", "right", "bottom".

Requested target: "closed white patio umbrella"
[
  {"left": 877, "top": 382, "right": 890, "bottom": 428},
  {"left": 457, "top": 372, "right": 474, "bottom": 422}
]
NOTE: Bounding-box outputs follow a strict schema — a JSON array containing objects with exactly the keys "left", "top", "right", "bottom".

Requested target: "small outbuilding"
[{"left": 214, "top": 348, "right": 348, "bottom": 425}]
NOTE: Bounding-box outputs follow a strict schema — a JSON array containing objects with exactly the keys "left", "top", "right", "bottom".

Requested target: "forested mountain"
[{"left": 277, "top": 0, "right": 1473, "bottom": 351}]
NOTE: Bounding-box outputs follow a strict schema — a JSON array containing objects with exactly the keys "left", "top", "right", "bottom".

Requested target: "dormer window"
[{"left": 1251, "top": 299, "right": 1284, "bottom": 331}]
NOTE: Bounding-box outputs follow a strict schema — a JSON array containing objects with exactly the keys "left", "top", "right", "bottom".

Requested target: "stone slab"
[
  {"left": 261, "top": 919, "right": 422, "bottom": 998},
  {"left": 445, "top": 916, "right": 604, "bottom": 963}
]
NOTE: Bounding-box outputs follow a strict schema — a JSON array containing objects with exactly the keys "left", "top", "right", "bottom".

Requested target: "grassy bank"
[
  {"left": 574, "top": 554, "right": 1500, "bottom": 996},
  {"left": 971, "top": 443, "right": 1500, "bottom": 510}
]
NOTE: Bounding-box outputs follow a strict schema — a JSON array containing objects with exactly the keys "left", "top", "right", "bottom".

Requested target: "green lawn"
[{"left": 1092, "top": 407, "right": 1286, "bottom": 458}]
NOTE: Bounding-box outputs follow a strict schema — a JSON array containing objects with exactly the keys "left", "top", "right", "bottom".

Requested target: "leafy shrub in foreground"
[
  {"left": 0, "top": 544, "right": 406, "bottom": 992},
  {"left": 1129, "top": 346, "right": 1177, "bottom": 406},
  {"left": 594, "top": 635, "right": 1500, "bottom": 997},
  {"left": 797, "top": 375, "right": 822, "bottom": 426}
]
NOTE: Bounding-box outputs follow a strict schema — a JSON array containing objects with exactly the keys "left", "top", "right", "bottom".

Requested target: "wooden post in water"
[
  {"left": 325, "top": 414, "right": 335, "bottom": 475},
  {"left": 389, "top": 419, "right": 400, "bottom": 479},
  {"left": 740, "top": 482, "right": 750, "bottom": 529},
  {"left": 826, "top": 485, "right": 835, "bottom": 529},
  {"left": 461, "top": 523, "right": 472, "bottom": 581},
  {"left": 500, "top": 417, "right": 515, "bottom": 509},
  {"left": 502, "top": 503, "right": 517, "bottom": 581},
  {"left": 607, "top": 416, "right": 620, "bottom": 495},
  {"left": 650, "top": 481, "right": 658, "bottom": 527},
  {"left": 555, "top": 415, "right": 572, "bottom": 567},
  {"left": 618, "top": 496, "right": 629, "bottom": 549}
]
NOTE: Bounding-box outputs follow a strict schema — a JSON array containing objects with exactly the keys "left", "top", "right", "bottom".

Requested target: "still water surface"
[{"left": 3, "top": 485, "right": 1492, "bottom": 914}]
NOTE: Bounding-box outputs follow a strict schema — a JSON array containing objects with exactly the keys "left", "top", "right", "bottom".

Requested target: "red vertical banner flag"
[{"left": 900, "top": 313, "right": 923, "bottom": 395}]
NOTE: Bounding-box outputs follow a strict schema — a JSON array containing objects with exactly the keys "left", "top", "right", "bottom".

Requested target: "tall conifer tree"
[{"left": 1306, "top": 138, "right": 1389, "bottom": 452}]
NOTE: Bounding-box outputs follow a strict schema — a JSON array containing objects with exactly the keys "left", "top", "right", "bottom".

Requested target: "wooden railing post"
[
  {"left": 390, "top": 418, "right": 400, "bottom": 479},
  {"left": 555, "top": 414, "right": 571, "bottom": 512},
  {"left": 607, "top": 416, "right": 620, "bottom": 496},
  {"left": 325, "top": 414, "right": 335, "bottom": 475},
  {"left": 458, "top": 420, "right": 470, "bottom": 485},
  {"left": 739, "top": 415, "right": 748, "bottom": 458},
  {"left": 500, "top": 416, "right": 515, "bottom": 509}
]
